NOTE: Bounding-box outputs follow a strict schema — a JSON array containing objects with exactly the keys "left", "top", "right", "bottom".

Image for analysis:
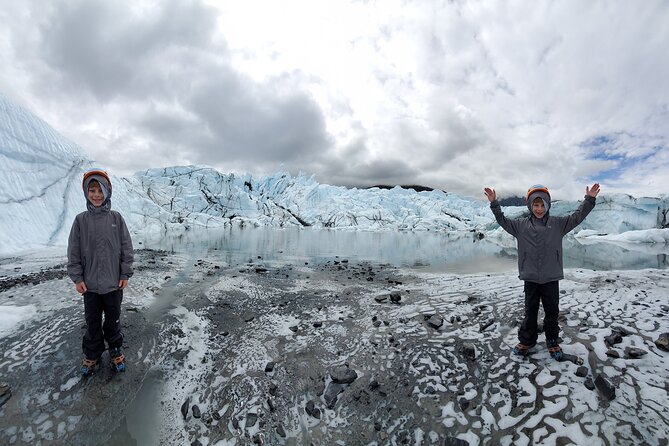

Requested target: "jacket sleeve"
[
  {"left": 490, "top": 200, "right": 521, "bottom": 237},
  {"left": 119, "top": 215, "right": 134, "bottom": 280},
  {"left": 67, "top": 217, "right": 84, "bottom": 284},
  {"left": 559, "top": 195, "right": 596, "bottom": 235}
]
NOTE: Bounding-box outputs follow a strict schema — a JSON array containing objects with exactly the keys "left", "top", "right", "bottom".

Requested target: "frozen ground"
[{"left": 0, "top": 249, "right": 668, "bottom": 445}]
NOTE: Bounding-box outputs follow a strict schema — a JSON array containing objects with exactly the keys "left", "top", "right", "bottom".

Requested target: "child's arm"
[
  {"left": 484, "top": 187, "right": 521, "bottom": 237},
  {"left": 559, "top": 183, "right": 600, "bottom": 235},
  {"left": 67, "top": 218, "right": 87, "bottom": 294},
  {"left": 118, "top": 215, "right": 134, "bottom": 289}
]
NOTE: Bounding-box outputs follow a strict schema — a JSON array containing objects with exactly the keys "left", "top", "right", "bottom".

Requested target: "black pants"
[
  {"left": 518, "top": 281, "right": 560, "bottom": 345},
  {"left": 82, "top": 289, "right": 123, "bottom": 359}
]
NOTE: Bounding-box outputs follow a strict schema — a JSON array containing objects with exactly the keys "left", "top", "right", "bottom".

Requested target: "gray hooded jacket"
[
  {"left": 490, "top": 194, "right": 596, "bottom": 284},
  {"left": 67, "top": 174, "right": 134, "bottom": 294}
]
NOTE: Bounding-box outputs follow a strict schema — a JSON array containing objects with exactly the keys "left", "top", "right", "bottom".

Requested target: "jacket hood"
[
  {"left": 526, "top": 184, "right": 551, "bottom": 213},
  {"left": 82, "top": 169, "right": 112, "bottom": 209}
]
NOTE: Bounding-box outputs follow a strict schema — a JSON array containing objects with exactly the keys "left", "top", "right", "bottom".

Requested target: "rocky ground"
[{"left": 0, "top": 249, "right": 668, "bottom": 445}]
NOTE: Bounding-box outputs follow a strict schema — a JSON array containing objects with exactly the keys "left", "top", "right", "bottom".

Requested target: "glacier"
[{"left": 1, "top": 92, "right": 668, "bottom": 256}]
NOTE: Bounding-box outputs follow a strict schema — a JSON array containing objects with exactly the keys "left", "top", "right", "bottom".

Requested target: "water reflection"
[{"left": 139, "top": 227, "right": 669, "bottom": 273}]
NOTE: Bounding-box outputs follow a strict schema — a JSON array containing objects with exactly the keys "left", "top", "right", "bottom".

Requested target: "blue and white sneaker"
[
  {"left": 547, "top": 339, "right": 563, "bottom": 361},
  {"left": 80, "top": 358, "right": 99, "bottom": 376}
]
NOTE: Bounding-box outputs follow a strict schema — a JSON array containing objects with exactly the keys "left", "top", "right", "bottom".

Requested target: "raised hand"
[
  {"left": 586, "top": 183, "right": 600, "bottom": 198},
  {"left": 484, "top": 187, "right": 496, "bottom": 202}
]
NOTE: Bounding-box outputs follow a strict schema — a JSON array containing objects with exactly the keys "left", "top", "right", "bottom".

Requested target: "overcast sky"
[{"left": 1, "top": 0, "right": 668, "bottom": 200}]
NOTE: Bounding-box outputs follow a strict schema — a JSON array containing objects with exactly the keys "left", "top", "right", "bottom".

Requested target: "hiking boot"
[
  {"left": 512, "top": 342, "right": 535, "bottom": 356},
  {"left": 547, "top": 339, "right": 563, "bottom": 361},
  {"left": 109, "top": 347, "right": 126, "bottom": 372},
  {"left": 80, "top": 357, "right": 99, "bottom": 376}
]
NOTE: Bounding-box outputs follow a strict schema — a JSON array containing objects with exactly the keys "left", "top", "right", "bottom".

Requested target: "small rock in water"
[
  {"left": 625, "top": 347, "right": 648, "bottom": 359},
  {"left": 604, "top": 334, "right": 623, "bottom": 348},
  {"left": 246, "top": 412, "right": 258, "bottom": 427},
  {"left": 595, "top": 375, "right": 616, "bottom": 401},
  {"left": 605, "top": 349, "right": 620, "bottom": 359},
  {"left": 180, "top": 397, "right": 191, "bottom": 420},
  {"left": 330, "top": 365, "right": 358, "bottom": 384},
  {"left": 462, "top": 343, "right": 476, "bottom": 360},
  {"left": 427, "top": 314, "right": 444, "bottom": 329},
  {"left": 655, "top": 333, "right": 669, "bottom": 352}
]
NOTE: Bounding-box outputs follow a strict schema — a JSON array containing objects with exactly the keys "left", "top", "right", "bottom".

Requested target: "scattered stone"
[
  {"left": 191, "top": 440, "right": 203, "bottom": 446},
  {"left": 330, "top": 365, "right": 358, "bottom": 384},
  {"left": 584, "top": 378, "right": 595, "bottom": 391},
  {"left": 244, "top": 314, "right": 255, "bottom": 323},
  {"left": 324, "top": 382, "right": 346, "bottom": 409},
  {"left": 276, "top": 424, "right": 286, "bottom": 438},
  {"left": 246, "top": 412, "right": 258, "bottom": 428},
  {"left": 479, "top": 318, "right": 495, "bottom": 332},
  {"left": 462, "top": 343, "right": 476, "bottom": 361},
  {"left": 595, "top": 375, "right": 616, "bottom": 401},
  {"left": 611, "top": 326, "right": 634, "bottom": 336},
  {"left": 268, "top": 382, "right": 278, "bottom": 396},
  {"left": 575, "top": 366, "right": 588, "bottom": 377},
  {"left": 313, "top": 321, "right": 323, "bottom": 328},
  {"left": 374, "top": 295, "right": 388, "bottom": 303},
  {"left": 125, "top": 307, "right": 139, "bottom": 313},
  {"left": 458, "top": 398, "right": 469, "bottom": 411},
  {"left": 389, "top": 291, "right": 401, "bottom": 303},
  {"left": 180, "top": 397, "right": 191, "bottom": 420},
  {"left": 655, "top": 333, "right": 669, "bottom": 351},
  {"left": 605, "top": 349, "right": 620, "bottom": 359},
  {"left": 374, "top": 421, "right": 382, "bottom": 431},
  {"left": 288, "top": 325, "right": 298, "bottom": 333},
  {"left": 427, "top": 314, "right": 444, "bottom": 329},
  {"left": 252, "top": 433, "right": 263, "bottom": 444},
  {"left": 265, "top": 362, "right": 275, "bottom": 373},
  {"left": 255, "top": 267, "right": 268, "bottom": 273},
  {"left": 373, "top": 320, "right": 382, "bottom": 327},
  {"left": 625, "top": 347, "right": 648, "bottom": 359},
  {"left": 443, "top": 438, "right": 470, "bottom": 446},
  {"left": 369, "top": 379, "right": 380, "bottom": 390},
  {"left": 192, "top": 405, "right": 201, "bottom": 419},
  {"left": 305, "top": 400, "right": 321, "bottom": 419},
  {"left": 604, "top": 333, "right": 623, "bottom": 348}
]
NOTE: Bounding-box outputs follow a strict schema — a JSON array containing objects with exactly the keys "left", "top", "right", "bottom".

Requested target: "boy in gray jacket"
[
  {"left": 483, "top": 183, "right": 600, "bottom": 360},
  {"left": 68, "top": 169, "right": 134, "bottom": 375}
]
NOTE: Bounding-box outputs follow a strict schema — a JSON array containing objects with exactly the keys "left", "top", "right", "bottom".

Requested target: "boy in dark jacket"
[
  {"left": 483, "top": 183, "right": 600, "bottom": 360},
  {"left": 67, "top": 169, "right": 134, "bottom": 375}
]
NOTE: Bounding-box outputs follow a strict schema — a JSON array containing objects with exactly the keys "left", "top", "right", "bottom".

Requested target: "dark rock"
[
  {"left": 369, "top": 380, "right": 380, "bottom": 390},
  {"left": 605, "top": 349, "right": 620, "bottom": 358},
  {"left": 655, "top": 333, "right": 669, "bottom": 351},
  {"left": 231, "top": 418, "right": 239, "bottom": 429},
  {"left": 324, "top": 382, "right": 346, "bottom": 409},
  {"left": 265, "top": 362, "right": 275, "bottom": 373},
  {"left": 575, "top": 366, "right": 588, "bottom": 377},
  {"left": 276, "top": 424, "right": 286, "bottom": 438},
  {"left": 462, "top": 343, "right": 476, "bottom": 360},
  {"left": 305, "top": 400, "right": 321, "bottom": 419},
  {"left": 192, "top": 405, "right": 201, "bottom": 419},
  {"left": 244, "top": 315, "right": 255, "bottom": 323},
  {"left": 375, "top": 295, "right": 388, "bottom": 303},
  {"left": 246, "top": 412, "right": 258, "bottom": 428},
  {"left": 595, "top": 375, "right": 616, "bottom": 400},
  {"left": 374, "top": 421, "right": 382, "bottom": 431},
  {"left": 443, "top": 438, "right": 470, "bottom": 446},
  {"left": 288, "top": 325, "right": 298, "bottom": 333},
  {"left": 313, "top": 321, "right": 323, "bottom": 328},
  {"left": 479, "top": 318, "right": 494, "bottom": 332},
  {"left": 427, "top": 314, "right": 444, "bottom": 329},
  {"left": 604, "top": 333, "right": 623, "bottom": 347},
  {"left": 212, "top": 411, "right": 221, "bottom": 421},
  {"left": 373, "top": 320, "right": 382, "bottom": 327},
  {"left": 252, "top": 433, "right": 263, "bottom": 444},
  {"left": 584, "top": 378, "right": 595, "bottom": 390},
  {"left": 612, "top": 326, "right": 634, "bottom": 336},
  {"left": 625, "top": 347, "right": 648, "bottom": 359},
  {"left": 268, "top": 382, "right": 278, "bottom": 396},
  {"left": 458, "top": 398, "right": 469, "bottom": 411},
  {"left": 255, "top": 267, "right": 268, "bottom": 273},
  {"left": 191, "top": 441, "right": 203, "bottom": 446},
  {"left": 389, "top": 291, "right": 401, "bottom": 303},
  {"left": 330, "top": 365, "right": 358, "bottom": 384},
  {"left": 180, "top": 397, "right": 191, "bottom": 420},
  {"left": 267, "top": 397, "right": 275, "bottom": 412}
]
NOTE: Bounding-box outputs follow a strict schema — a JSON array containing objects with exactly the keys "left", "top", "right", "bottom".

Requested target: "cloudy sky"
[{"left": 1, "top": 0, "right": 668, "bottom": 200}]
